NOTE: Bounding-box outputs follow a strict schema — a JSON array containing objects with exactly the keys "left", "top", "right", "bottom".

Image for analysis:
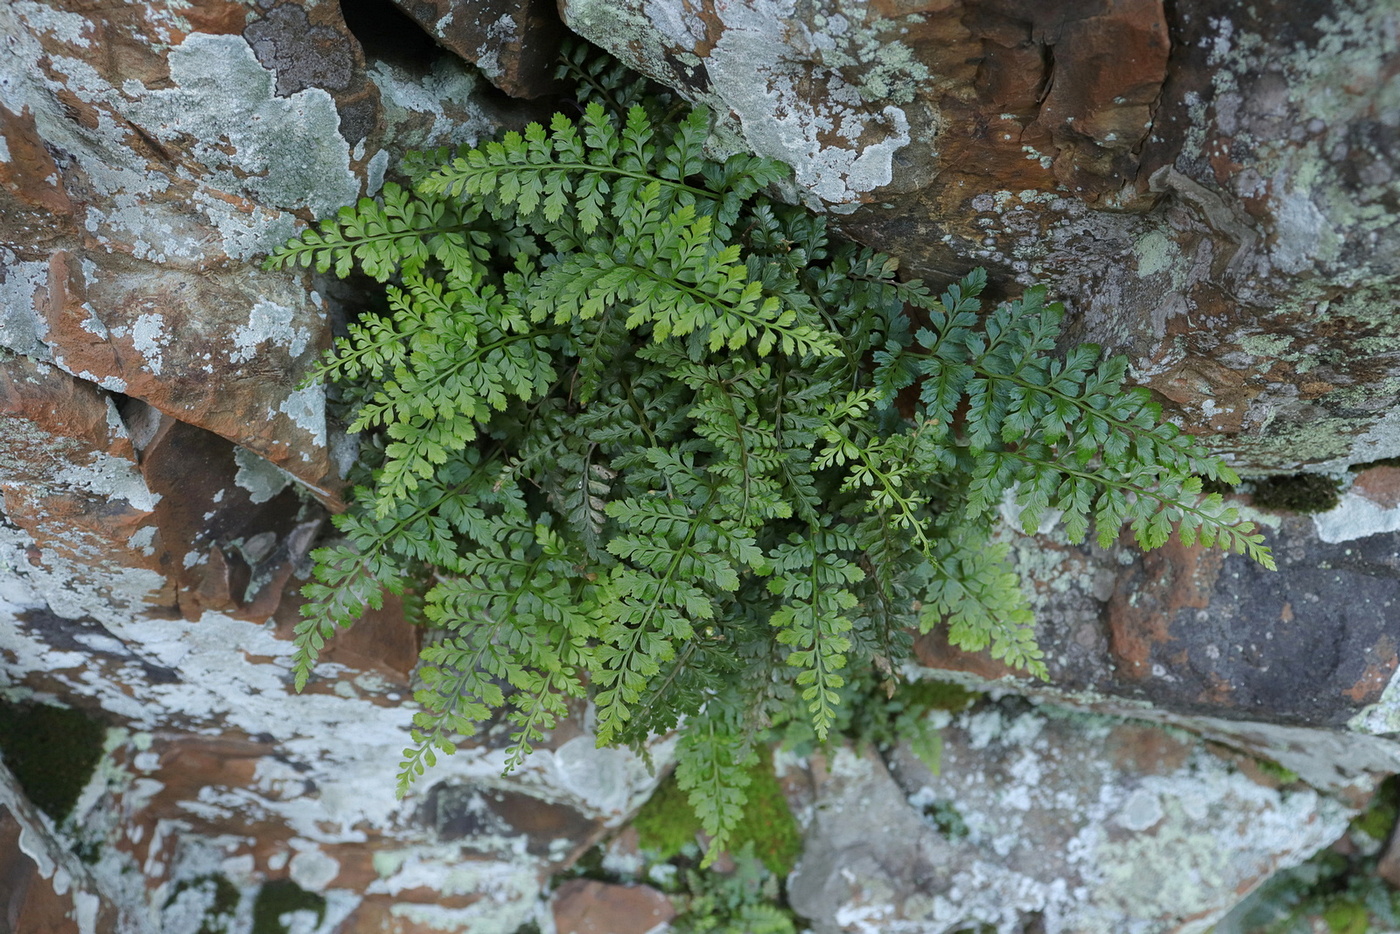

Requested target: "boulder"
[
  {"left": 1, "top": 0, "right": 1399, "bottom": 930},
  {"left": 561, "top": 0, "right": 1400, "bottom": 473},
  {"left": 787, "top": 709, "right": 1356, "bottom": 934},
  {"left": 552, "top": 878, "right": 676, "bottom": 934}
]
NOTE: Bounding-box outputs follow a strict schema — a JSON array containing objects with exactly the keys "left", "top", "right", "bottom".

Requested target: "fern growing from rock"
[{"left": 266, "top": 59, "right": 1272, "bottom": 864}]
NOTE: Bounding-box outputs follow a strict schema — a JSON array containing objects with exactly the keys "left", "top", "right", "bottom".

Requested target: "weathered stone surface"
[
  {"left": 0, "top": 804, "right": 85, "bottom": 934},
  {"left": 0, "top": 0, "right": 506, "bottom": 504},
  {"left": 913, "top": 478, "right": 1400, "bottom": 747},
  {"left": 2, "top": 0, "right": 1399, "bottom": 929},
  {"left": 0, "top": 759, "right": 127, "bottom": 933},
  {"left": 0, "top": 573, "right": 666, "bottom": 933},
  {"left": 563, "top": 0, "right": 1400, "bottom": 472},
  {"left": 552, "top": 878, "right": 675, "bottom": 934},
  {"left": 0, "top": 349, "right": 174, "bottom": 619},
  {"left": 787, "top": 707, "right": 1357, "bottom": 934},
  {"left": 389, "top": 0, "right": 568, "bottom": 98}
]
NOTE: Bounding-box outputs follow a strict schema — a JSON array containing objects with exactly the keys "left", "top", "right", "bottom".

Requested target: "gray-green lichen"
[{"left": 562, "top": 0, "right": 920, "bottom": 207}]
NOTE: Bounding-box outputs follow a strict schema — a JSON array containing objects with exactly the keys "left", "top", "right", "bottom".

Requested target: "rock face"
[
  {"left": 561, "top": 0, "right": 1400, "bottom": 473},
  {"left": 0, "top": 2, "right": 657, "bottom": 932},
  {"left": 786, "top": 709, "right": 1355, "bottom": 934},
  {"left": 915, "top": 466, "right": 1400, "bottom": 736},
  {"left": 0, "top": 0, "right": 1398, "bottom": 933}
]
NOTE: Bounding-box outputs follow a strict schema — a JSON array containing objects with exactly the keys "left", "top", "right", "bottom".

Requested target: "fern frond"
[
  {"left": 766, "top": 527, "right": 863, "bottom": 738},
  {"left": 273, "top": 57, "right": 1274, "bottom": 818},
  {"left": 674, "top": 700, "right": 756, "bottom": 867},
  {"left": 919, "top": 523, "right": 1046, "bottom": 678},
  {"left": 264, "top": 183, "right": 482, "bottom": 282}
]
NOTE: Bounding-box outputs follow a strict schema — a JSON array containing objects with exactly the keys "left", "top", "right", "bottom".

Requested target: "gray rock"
[{"left": 788, "top": 704, "right": 1357, "bottom": 934}]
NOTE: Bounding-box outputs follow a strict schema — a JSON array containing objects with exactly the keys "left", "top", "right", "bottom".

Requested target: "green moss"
[
  {"left": 633, "top": 770, "right": 701, "bottom": 861},
  {"left": 733, "top": 748, "right": 803, "bottom": 878},
  {"left": 900, "top": 680, "right": 981, "bottom": 713},
  {"left": 1324, "top": 900, "right": 1369, "bottom": 934},
  {"left": 164, "top": 875, "right": 241, "bottom": 934},
  {"left": 634, "top": 747, "right": 802, "bottom": 877},
  {"left": 922, "top": 799, "right": 970, "bottom": 840},
  {"left": 1253, "top": 757, "right": 1302, "bottom": 786},
  {"left": 251, "top": 880, "right": 325, "bottom": 934},
  {"left": 0, "top": 700, "right": 106, "bottom": 822},
  {"left": 1250, "top": 473, "right": 1342, "bottom": 513},
  {"left": 1350, "top": 775, "right": 1399, "bottom": 842}
]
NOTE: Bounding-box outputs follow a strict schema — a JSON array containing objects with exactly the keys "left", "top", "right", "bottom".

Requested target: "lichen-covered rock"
[
  {"left": 561, "top": 0, "right": 1400, "bottom": 473},
  {"left": 1, "top": 760, "right": 125, "bottom": 934},
  {"left": 0, "top": 533, "right": 667, "bottom": 933},
  {"left": 914, "top": 473, "right": 1400, "bottom": 760},
  {"left": 0, "top": 0, "right": 505, "bottom": 501},
  {"left": 387, "top": 0, "right": 568, "bottom": 98},
  {"left": 2, "top": 0, "right": 1399, "bottom": 930},
  {"left": 787, "top": 706, "right": 1357, "bottom": 934}
]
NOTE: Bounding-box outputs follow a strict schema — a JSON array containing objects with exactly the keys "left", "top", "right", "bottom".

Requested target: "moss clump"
[
  {"left": 633, "top": 770, "right": 700, "bottom": 861},
  {"left": 251, "top": 880, "right": 325, "bottom": 934},
  {"left": 1250, "top": 473, "right": 1342, "bottom": 513},
  {"left": 1351, "top": 775, "right": 1399, "bottom": 842},
  {"left": 922, "top": 799, "right": 970, "bottom": 839},
  {"left": 732, "top": 748, "right": 803, "bottom": 878},
  {"left": 1253, "top": 757, "right": 1302, "bottom": 786},
  {"left": 0, "top": 700, "right": 106, "bottom": 822},
  {"left": 164, "top": 874, "right": 241, "bottom": 934},
  {"left": 634, "top": 747, "right": 802, "bottom": 877},
  {"left": 899, "top": 680, "right": 981, "bottom": 713}
]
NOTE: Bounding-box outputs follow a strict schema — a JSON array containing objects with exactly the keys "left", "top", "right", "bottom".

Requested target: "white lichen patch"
[
  {"left": 276, "top": 384, "right": 327, "bottom": 452},
  {"left": 11, "top": 0, "right": 92, "bottom": 48},
  {"left": 1350, "top": 665, "right": 1400, "bottom": 735},
  {"left": 546, "top": 734, "right": 674, "bottom": 818},
  {"left": 231, "top": 446, "right": 291, "bottom": 505},
  {"left": 3, "top": 15, "right": 363, "bottom": 264},
  {"left": 0, "top": 252, "right": 53, "bottom": 358},
  {"left": 288, "top": 844, "right": 341, "bottom": 892},
  {"left": 130, "top": 312, "right": 168, "bottom": 375},
  {"left": 380, "top": 858, "right": 542, "bottom": 934},
  {"left": 368, "top": 57, "right": 497, "bottom": 154},
  {"left": 1134, "top": 229, "right": 1182, "bottom": 279},
  {"left": 566, "top": 0, "right": 917, "bottom": 207},
  {"left": 230, "top": 300, "right": 310, "bottom": 364},
  {"left": 1313, "top": 489, "right": 1400, "bottom": 543},
  {"left": 52, "top": 448, "right": 160, "bottom": 512}
]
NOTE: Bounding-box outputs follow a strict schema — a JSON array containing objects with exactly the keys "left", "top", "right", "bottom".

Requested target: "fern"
[{"left": 267, "top": 46, "right": 1273, "bottom": 868}]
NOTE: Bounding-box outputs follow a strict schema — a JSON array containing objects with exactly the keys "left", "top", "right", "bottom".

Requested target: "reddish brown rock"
[
  {"left": 0, "top": 103, "right": 74, "bottom": 243},
  {"left": 0, "top": 350, "right": 174, "bottom": 612},
  {"left": 36, "top": 257, "right": 341, "bottom": 502},
  {"left": 1354, "top": 466, "right": 1400, "bottom": 510},
  {"left": 0, "top": 763, "right": 125, "bottom": 934},
  {"left": 552, "top": 879, "right": 675, "bottom": 934},
  {"left": 0, "top": 805, "right": 85, "bottom": 934},
  {"left": 567, "top": 0, "right": 1400, "bottom": 473},
  {"left": 272, "top": 591, "right": 421, "bottom": 686},
  {"left": 390, "top": 0, "right": 568, "bottom": 98}
]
